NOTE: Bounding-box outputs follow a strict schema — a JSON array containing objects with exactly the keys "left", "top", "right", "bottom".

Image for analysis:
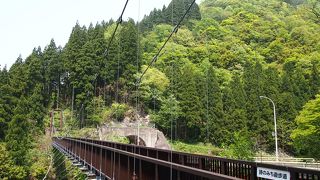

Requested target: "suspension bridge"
[
  {"left": 48, "top": 0, "right": 320, "bottom": 179},
  {"left": 52, "top": 137, "right": 320, "bottom": 180}
]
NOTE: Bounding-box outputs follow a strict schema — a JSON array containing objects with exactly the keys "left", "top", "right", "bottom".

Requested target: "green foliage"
[
  {"left": 0, "top": 83, "right": 16, "bottom": 140},
  {"left": 140, "top": 0, "right": 201, "bottom": 32},
  {"left": 43, "top": 39, "right": 63, "bottom": 108},
  {"left": 222, "top": 74, "right": 247, "bottom": 145},
  {"left": 108, "top": 103, "right": 129, "bottom": 122},
  {"left": 141, "top": 65, "right": 170, "bottom": 92},
  {"left": 52, "top": 148, "right": 68, "bottom": 179},
  {"left": 59, "top": 108, "right": 78, "bottom": 129},
  {"left": 53, "top": 142, "right": 86, "bottom": 179},
  {"left": 86, "top": 96, "right": 106, "bottom": 126},
  {"left": 175, "top": 61, "right": 203, "bottom": 140},
  {"left": 5, "top": 97, "right": 32, "bottom": 166},
  {"left": 219, "top": 131, "right": 255, "bottom": 160},
  {"left": 106, "top": 135, "right": 130, "bottom": 144},
  {"left": 200, "top": 61, "right": 224, "bottom": 145},
  {"left": 64, "top": 159, "right": 86, "bottom": 179},
  {"left": 68, "top": 128, "right": 98, "bottom": 139},
  {"left": 28, "top": 84, "right": 47, "bottom": 130},
  {"left": 170, "top": 141, "right": 222, "bottom": 155},
  {"left": 152, "top": 95, "right": 181, "bottom": 137},
  {"left": 0, "top": 143, "right": 27, "bottom": 179},
  {"left": 291, "top": 94, "right": 320, "bottom": 159},
  {"left": 139, "top": 65, "right": 170, "bottom": 110},
  {"left": 28, "top": 145, "right": 51, "bottom": 179}
]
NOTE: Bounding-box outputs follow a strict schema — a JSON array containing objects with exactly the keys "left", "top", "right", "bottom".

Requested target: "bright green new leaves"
[
  {"left": 152, "top": 95, "right": 181, "bottom": 137},
  {"left": 291, "top": 94, "right": 320, "bottom": 159},
  {"left": 140, "top": 65, "right": 170, "bottom": 92},
  {"left": 109, "top": 103, "right": 129, "bottom": 122},
  {"left": 219, "top": 131, "right": 254, "bottom": 160},
  {"left": 139, "top": 65, "right": 170, "bottom": 110}
]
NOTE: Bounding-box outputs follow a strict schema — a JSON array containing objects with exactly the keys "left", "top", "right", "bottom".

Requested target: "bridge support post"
[
  {"left": 199, "top": 158, "right": 205, "bottom": 169},
  {"left": 127, "top": 156, "right": 130, "bottom": 179},
  {"left": 291, "top": 171, "right": 297, "bottom": 180},
  {"left": 139, "top": 159, "right": 142, "bottom": 180},
  {"left": 250, "top": 166, "right": 256, "bottom": 180},
  {"left": 155, "top": 164, "right": 158, "bottom": 180},
  {"left": 221, "top": 161, "right": 226, "bottom": 175}
]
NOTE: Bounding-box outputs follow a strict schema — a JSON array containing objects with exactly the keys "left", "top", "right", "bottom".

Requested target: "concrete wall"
[{"left": 100, "top": 126, "right": 170, "bottom": 150}]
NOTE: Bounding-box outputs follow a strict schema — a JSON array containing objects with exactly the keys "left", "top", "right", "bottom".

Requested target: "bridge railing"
[
  {"left": 69, "top": 137, "right": 320, "bottom": 180},
  {"left": 53, "top": 137, "right": 239, "bottom": 180}
]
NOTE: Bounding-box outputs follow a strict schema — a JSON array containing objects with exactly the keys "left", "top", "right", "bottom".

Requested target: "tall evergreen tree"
[
  {"left": 0, "top": 67, "right": 16, "bottom": 140},
  {"left": 280, "top": 61, "right": 299, "bottom": 121},
  {"left": 28, "top": 84, "right": 46, "bottom": 130},
  {"left": 62, "top": 23, "right": 88, "bottom": 123},
  {"left": 260, "top": 67, "right": 281, "bottom": 149},
  {"left": 91, "top": 24, "right": 108, "bottom": 91},
  {"left": 9, "top": 56, "right": 28, "bottom": 97},
  {"left": 205, "top": 64, "right": 224, "bottom": 145},
  {"left": 5, "top": 97, "right": 32, "bottom": 166},
  {"left": 76, "top": 38, "right": 100, "bottom": 126},
  {"left": 243, "top": 62, "right": 269, "bottom": 147},
  {"left": 309, "top": 60, "right": 320, "bottom": 98},
  {"left": 140, "top": 0, "right": 201, "bottom": 32},
  {"left": 119, "top": 19, "right": 141, "bottom": 102},
  {"left": 164, "top": 0, "right": 201, "bottom": 25},
  {"left": 223, "top": 74, "right": 247, "bottom": 145},
  {"left": 176, "top": 62, "right": 202, "bottom": 140},
  {"left": 25, "top": 48, "right": 44, "bottom": 94},
  {"left": 43, "top": 39, "right": 63, "bottom": 107}
]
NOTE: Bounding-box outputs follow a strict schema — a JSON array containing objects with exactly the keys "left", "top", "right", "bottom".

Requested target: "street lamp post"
[{"left": 260, "top": 96, "right": 279, "bottom": 162}]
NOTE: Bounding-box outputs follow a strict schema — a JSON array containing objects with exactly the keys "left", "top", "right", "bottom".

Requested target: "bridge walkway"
[{"left": 53, "top": 137, "right": 320, "bottom": 180}]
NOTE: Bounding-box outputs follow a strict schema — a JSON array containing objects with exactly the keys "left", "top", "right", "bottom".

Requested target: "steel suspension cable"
[
  {"left": 112, "top": 19, "right": 122, "bottom": 180},
  {"left": 104, "top": 0, "right": 130, "bottom": 56},
  {"left": 42, "top": 144, "right": 61, "bottom": 180},
  {"left": 99, "top": 141, "right": 102, "bottom": 178},
  {"left": 170, "top": 1, "right": 175, "bottom": 180},
  {"left": 133, "top": 0, "right": 141, "bottom": 178},
  {"left": 104, "top": 0, "right": 129, "bottom": 109},
  {"left": 55, "top": 156, "right": 85, "bottom": 180},
  {"left": 51, "top": 149, "right": 73, "bottom": 178},
  {"left": 43, "top": 147, "right": 64, "bottom": 180},
  {"left": 136, "top": 0, "right": 196, "bottom": 86},
  {"left": 205, "top": 33, "right": 209, "bottom": 143}
]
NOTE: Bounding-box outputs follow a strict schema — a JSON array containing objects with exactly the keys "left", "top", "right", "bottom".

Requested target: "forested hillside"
[{"left": 0, "top": 0, "right": 320, "bottom": 178}]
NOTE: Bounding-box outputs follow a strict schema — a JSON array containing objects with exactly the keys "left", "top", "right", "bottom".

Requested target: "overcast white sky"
[{"left": 0, "top": 0, "right": 200, "bottom": 69}]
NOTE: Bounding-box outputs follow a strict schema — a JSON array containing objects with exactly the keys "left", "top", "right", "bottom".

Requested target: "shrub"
[
  {"left": 219, "top": 131, "right": 254, "bottom": 160},
  {"left": 110, "top": 103, "right": 129, "bottom": 121}
]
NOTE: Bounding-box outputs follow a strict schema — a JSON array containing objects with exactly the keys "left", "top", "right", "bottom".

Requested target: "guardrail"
[
  {"left": 53, "top": 137, "right": 239, "bottom": 180},
  {"left": 254, "top": 157, "right": 315, "bottom": 162},
  {"left": 53, "top": 137, "right": 320, "bottom": 180}
]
